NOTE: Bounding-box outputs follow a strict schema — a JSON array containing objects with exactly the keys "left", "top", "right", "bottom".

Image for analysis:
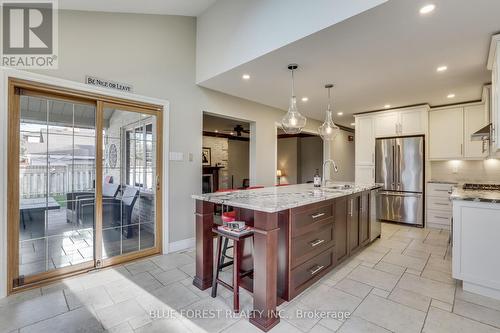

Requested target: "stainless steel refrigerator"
[{"left": 375, "top": 136, "right": 424, "bottom": 227}]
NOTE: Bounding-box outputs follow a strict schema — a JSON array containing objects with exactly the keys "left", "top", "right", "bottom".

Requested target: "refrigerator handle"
[
  {"left": 397, "top": 144, "right": 401, "bottom": 189},
  {"left": 391, "top": 144, "right": 395, "bottom": 187},
  {"left": 398, "top": 145, "right": 401, "bottom": 186}
]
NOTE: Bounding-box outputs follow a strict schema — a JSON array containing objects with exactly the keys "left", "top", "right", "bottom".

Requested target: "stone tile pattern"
[{"left": 2, "top": 223, "right": 500, "bottom": 332}]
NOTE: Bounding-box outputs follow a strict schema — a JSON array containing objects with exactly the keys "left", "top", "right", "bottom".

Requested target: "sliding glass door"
[
  {"left": 8, "top": 80, "right": 163, "bottom": 292},
  {"left": 100, "top": 104, "right": 159, "bottom": 263},
  {"left": 17, "top": 91, "right": 97, "bottom": 284}
]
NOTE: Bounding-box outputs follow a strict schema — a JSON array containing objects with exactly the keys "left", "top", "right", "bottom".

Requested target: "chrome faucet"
[{"left": 322, "top": 159, "right": 338, "bottom": 187}]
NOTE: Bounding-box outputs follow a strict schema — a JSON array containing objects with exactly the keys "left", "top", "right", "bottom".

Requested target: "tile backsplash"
[{"left": 430, "top": 159, "right": 500, "bottom": 183}]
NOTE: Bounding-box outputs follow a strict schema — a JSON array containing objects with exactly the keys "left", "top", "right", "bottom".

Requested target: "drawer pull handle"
[
  {"left": 434, "top": 216, "right": 449, "bottom": 220},
  {"left": 309, "top": 265, "right": 325, "bottom": 275},
  {"left": 311, "top": 212, "right": 326, "bottom": 219},
  {"left": 310, "top": 239, "right": 325, "bottom": 247},
  {"left": 434, "top": 203, "right": 449, "bottom": 206}
]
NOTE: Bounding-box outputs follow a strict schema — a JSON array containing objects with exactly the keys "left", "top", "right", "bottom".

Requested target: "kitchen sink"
[
  {"left": 324, "top": 184, "right": 353, "bottom": 190},
  {"left": 321, "top": 188, "right": 348, "bottom": 194}
]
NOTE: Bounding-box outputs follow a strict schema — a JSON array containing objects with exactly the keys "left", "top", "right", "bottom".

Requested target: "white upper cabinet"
[
  {"left": 400, "top": 108, "right": 428, "bottom": 136},
  {"left": 374, "top": 112, "right": 399, "bottom": 137},
  {"left": 355, "top": 106, "right": 427, "bottom": 170},
  {"left": 355, "top": 116, "right": 375, "bottom": 165},
  {"left": 373, "top": 107, "right": 427, "bottom": 138},
  {"left": 429, "top": 107, "right": 464, "bottom": 160},
  {"left": 464, "top": 104, "right": 488, "bottom": 159}
]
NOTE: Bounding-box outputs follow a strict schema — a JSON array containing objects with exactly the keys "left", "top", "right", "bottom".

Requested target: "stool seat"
[
  {"left": 221, "top": 210, "right": 237, "bottom": 223},
  {"left": 211, "top": 227, "right": 254, "bottom": 313}
]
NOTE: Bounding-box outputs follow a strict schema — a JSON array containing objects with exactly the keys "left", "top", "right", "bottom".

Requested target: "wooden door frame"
[
  {"left": 5, "top": 76, "right": 167, "bottom": 295},
  {"left": 98, "top": 101, "right": 164, "bottom": 268}
]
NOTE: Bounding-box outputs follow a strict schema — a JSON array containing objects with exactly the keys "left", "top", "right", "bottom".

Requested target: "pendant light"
[
  {"left": 318, "top": 84, "right": 340, "bottom": 141},
  {"left": 281, "top": 64, "right": 307, "bottom": 134}
]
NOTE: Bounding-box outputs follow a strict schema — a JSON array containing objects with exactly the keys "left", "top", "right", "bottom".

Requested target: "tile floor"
[
  {"left": 3, "top": 223, "right": 500, "bottom": 333},
  {"left": 19, "top": 207, "right": 155, "bottom": 277}
]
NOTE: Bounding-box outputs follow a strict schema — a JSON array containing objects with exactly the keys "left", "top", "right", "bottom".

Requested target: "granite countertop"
[
  {"left": 450, "top": 186, "right": 500, "bottom": 203},
  {"left": 192, "top": 183, "right": 382, "bottom": 213}
]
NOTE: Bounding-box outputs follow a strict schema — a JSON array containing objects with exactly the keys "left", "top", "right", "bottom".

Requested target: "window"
[{"left": 125, "top": 122, "right": 154, "bottom": 190}]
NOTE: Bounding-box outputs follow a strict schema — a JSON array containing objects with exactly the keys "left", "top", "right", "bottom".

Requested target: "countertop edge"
[
  {"left": 192, "top": 184, "right": 382, "bottom": 213},
  {"left": 450, "top": 186, "right": 500, "bottom": 203}
]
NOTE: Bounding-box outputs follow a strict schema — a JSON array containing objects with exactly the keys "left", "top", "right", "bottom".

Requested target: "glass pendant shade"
[
  {"left": 318, "top": 84, "right": 340, "bottom": 141},
  {"left": 282, "top": 96, "right": 307, "bottom": 134},
  {"left": 281, "top": 64, "right": 307, "bottom": 134}
]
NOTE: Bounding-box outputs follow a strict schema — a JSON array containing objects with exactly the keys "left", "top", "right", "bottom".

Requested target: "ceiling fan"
[{"left": 220, "top": 124, "right": 250, "bottom": 136}]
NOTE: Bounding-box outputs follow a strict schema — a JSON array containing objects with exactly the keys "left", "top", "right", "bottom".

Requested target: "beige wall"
[
  {"left": 276, "top": 130, "right": 356, "bottom": 185},
  {"left": 430, "top": 160, "right": 500, "bottom": 183},
  {"left": 299, "top": 136, "right": 323, "bottom": 183},
  {"left": 227, "top": 140, "right": 249, "bottom": 188},
  {"left": 31, "top": 10, "right": 325, "bottom": 244},
  {"left": 328, "top": 129, "right": 355, "bottom": 182},
  {"left": 277, "top": 137, "right": 299, "bottom": 184}
]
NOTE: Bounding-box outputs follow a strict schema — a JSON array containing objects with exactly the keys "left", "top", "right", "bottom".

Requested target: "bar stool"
[
  {"left": 219, "top": 210, "right": 236, "bottom": 271},
  {"left": 211, "top": 227, "right": 254, "bottom": 313}
]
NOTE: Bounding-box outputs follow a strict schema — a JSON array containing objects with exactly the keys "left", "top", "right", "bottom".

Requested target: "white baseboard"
[{"left": 167, "top": 237, "right": 195, "bottom": 253}]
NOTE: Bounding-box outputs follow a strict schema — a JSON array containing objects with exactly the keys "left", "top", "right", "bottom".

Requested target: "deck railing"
[{"left": 20, "top": 164, "right": 95, "bottom": 199}]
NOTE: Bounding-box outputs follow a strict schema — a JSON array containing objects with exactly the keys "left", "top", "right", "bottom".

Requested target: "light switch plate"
[{"left": 169, "top": 152, "right": 184, "bottom": 161}]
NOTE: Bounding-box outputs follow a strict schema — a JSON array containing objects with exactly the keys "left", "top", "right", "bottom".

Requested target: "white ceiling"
[
  {"left": 199, "top": 0, "right": 500, "bottom": 128},
  {"left": 59, "top": 0, "right": 216, "bottom": 16}
]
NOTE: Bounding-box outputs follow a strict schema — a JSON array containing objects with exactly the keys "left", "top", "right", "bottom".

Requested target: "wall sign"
[{"left": 85, "top": 75, "right": 133, "bottom": 92}]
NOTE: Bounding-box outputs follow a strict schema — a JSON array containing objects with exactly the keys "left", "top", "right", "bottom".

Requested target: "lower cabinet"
[
  {"left": 359, "top": 192, "right": 370, "bottom": 245},
  {"left": 339, "top": 191, "right": 371, "bottom": 264},
  {"left": 334, "top": 197, "right": 348, "bottom": 263},
  {"left": 281, "top": 191, "right": 373, "bottom": 301},
  {"left": 348, "top": 195, "right": 360, "bottom": 253}
]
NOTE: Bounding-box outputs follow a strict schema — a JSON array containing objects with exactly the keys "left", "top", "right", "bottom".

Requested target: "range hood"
[{"left": 471, "top": 123, "right": 492, "bottom": 141}]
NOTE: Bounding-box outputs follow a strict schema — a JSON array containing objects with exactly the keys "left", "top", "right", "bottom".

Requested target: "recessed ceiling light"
[
  {"left": 301, "top": 97, "right": 309, "bottom": 102},
  {"left": 242, "top": 74, "right": 250, "bottom": 80},
  {"left": 437, "top": 65, "right": 448, "bottom": 72},
  {"left": 384, "top": 104, "right": 391, "bottom": 109},
  {"left": 447, "top": 93, "right": 456, "bottom": 99},
  {"left": 230, "top": 132, "right": 234, "bottom": 135},
  {"left": 419, "top": 4, "right": 435, "bottom": 14},
  {"left": 214, "top": 130, "right": 218, "bottom": 133},
  {"left": 337, "top": 112, "right": 343, "bottom": 116},
  {"left": 350, "top": 122, "right": 356, "bottom": 126}
]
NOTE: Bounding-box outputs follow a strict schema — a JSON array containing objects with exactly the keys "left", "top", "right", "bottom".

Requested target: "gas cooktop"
[{"left": 462, "top": 183, "right": 500, "bottom": 191}]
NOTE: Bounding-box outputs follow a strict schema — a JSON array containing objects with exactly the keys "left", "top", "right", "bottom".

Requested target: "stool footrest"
[
  {"left": 220, "top": 260, "right": 233, "bottom": 270},
  {"left": 216, "top": 278, "right": 233, "bottom": 291}
]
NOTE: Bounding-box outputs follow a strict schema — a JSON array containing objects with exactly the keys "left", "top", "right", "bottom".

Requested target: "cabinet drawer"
[
  {"left": 427, "top": 197, "right": 452, "bottom": 211},
  {"left": 291, "top": 222, "right": 334, "bottom": 268},
  {"left": 291, "top": 204, "right": 333, "bottom": 237},
  {"left": 427, "top": 209, "right": 451, "bottom": 226},
  {"left": 290, "top": 247, "right": 335, "bottom": 295},
  {"left": 427, "top": 183, "right": 455, "bottom": 198}
]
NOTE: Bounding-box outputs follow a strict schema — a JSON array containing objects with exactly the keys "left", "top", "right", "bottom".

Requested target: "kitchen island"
[
  {"left": 451, "top": 185, "right": 500, "bottom": 301},
  {"left": 192, "top": 183, "right": 381, "bottom": 331}
]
